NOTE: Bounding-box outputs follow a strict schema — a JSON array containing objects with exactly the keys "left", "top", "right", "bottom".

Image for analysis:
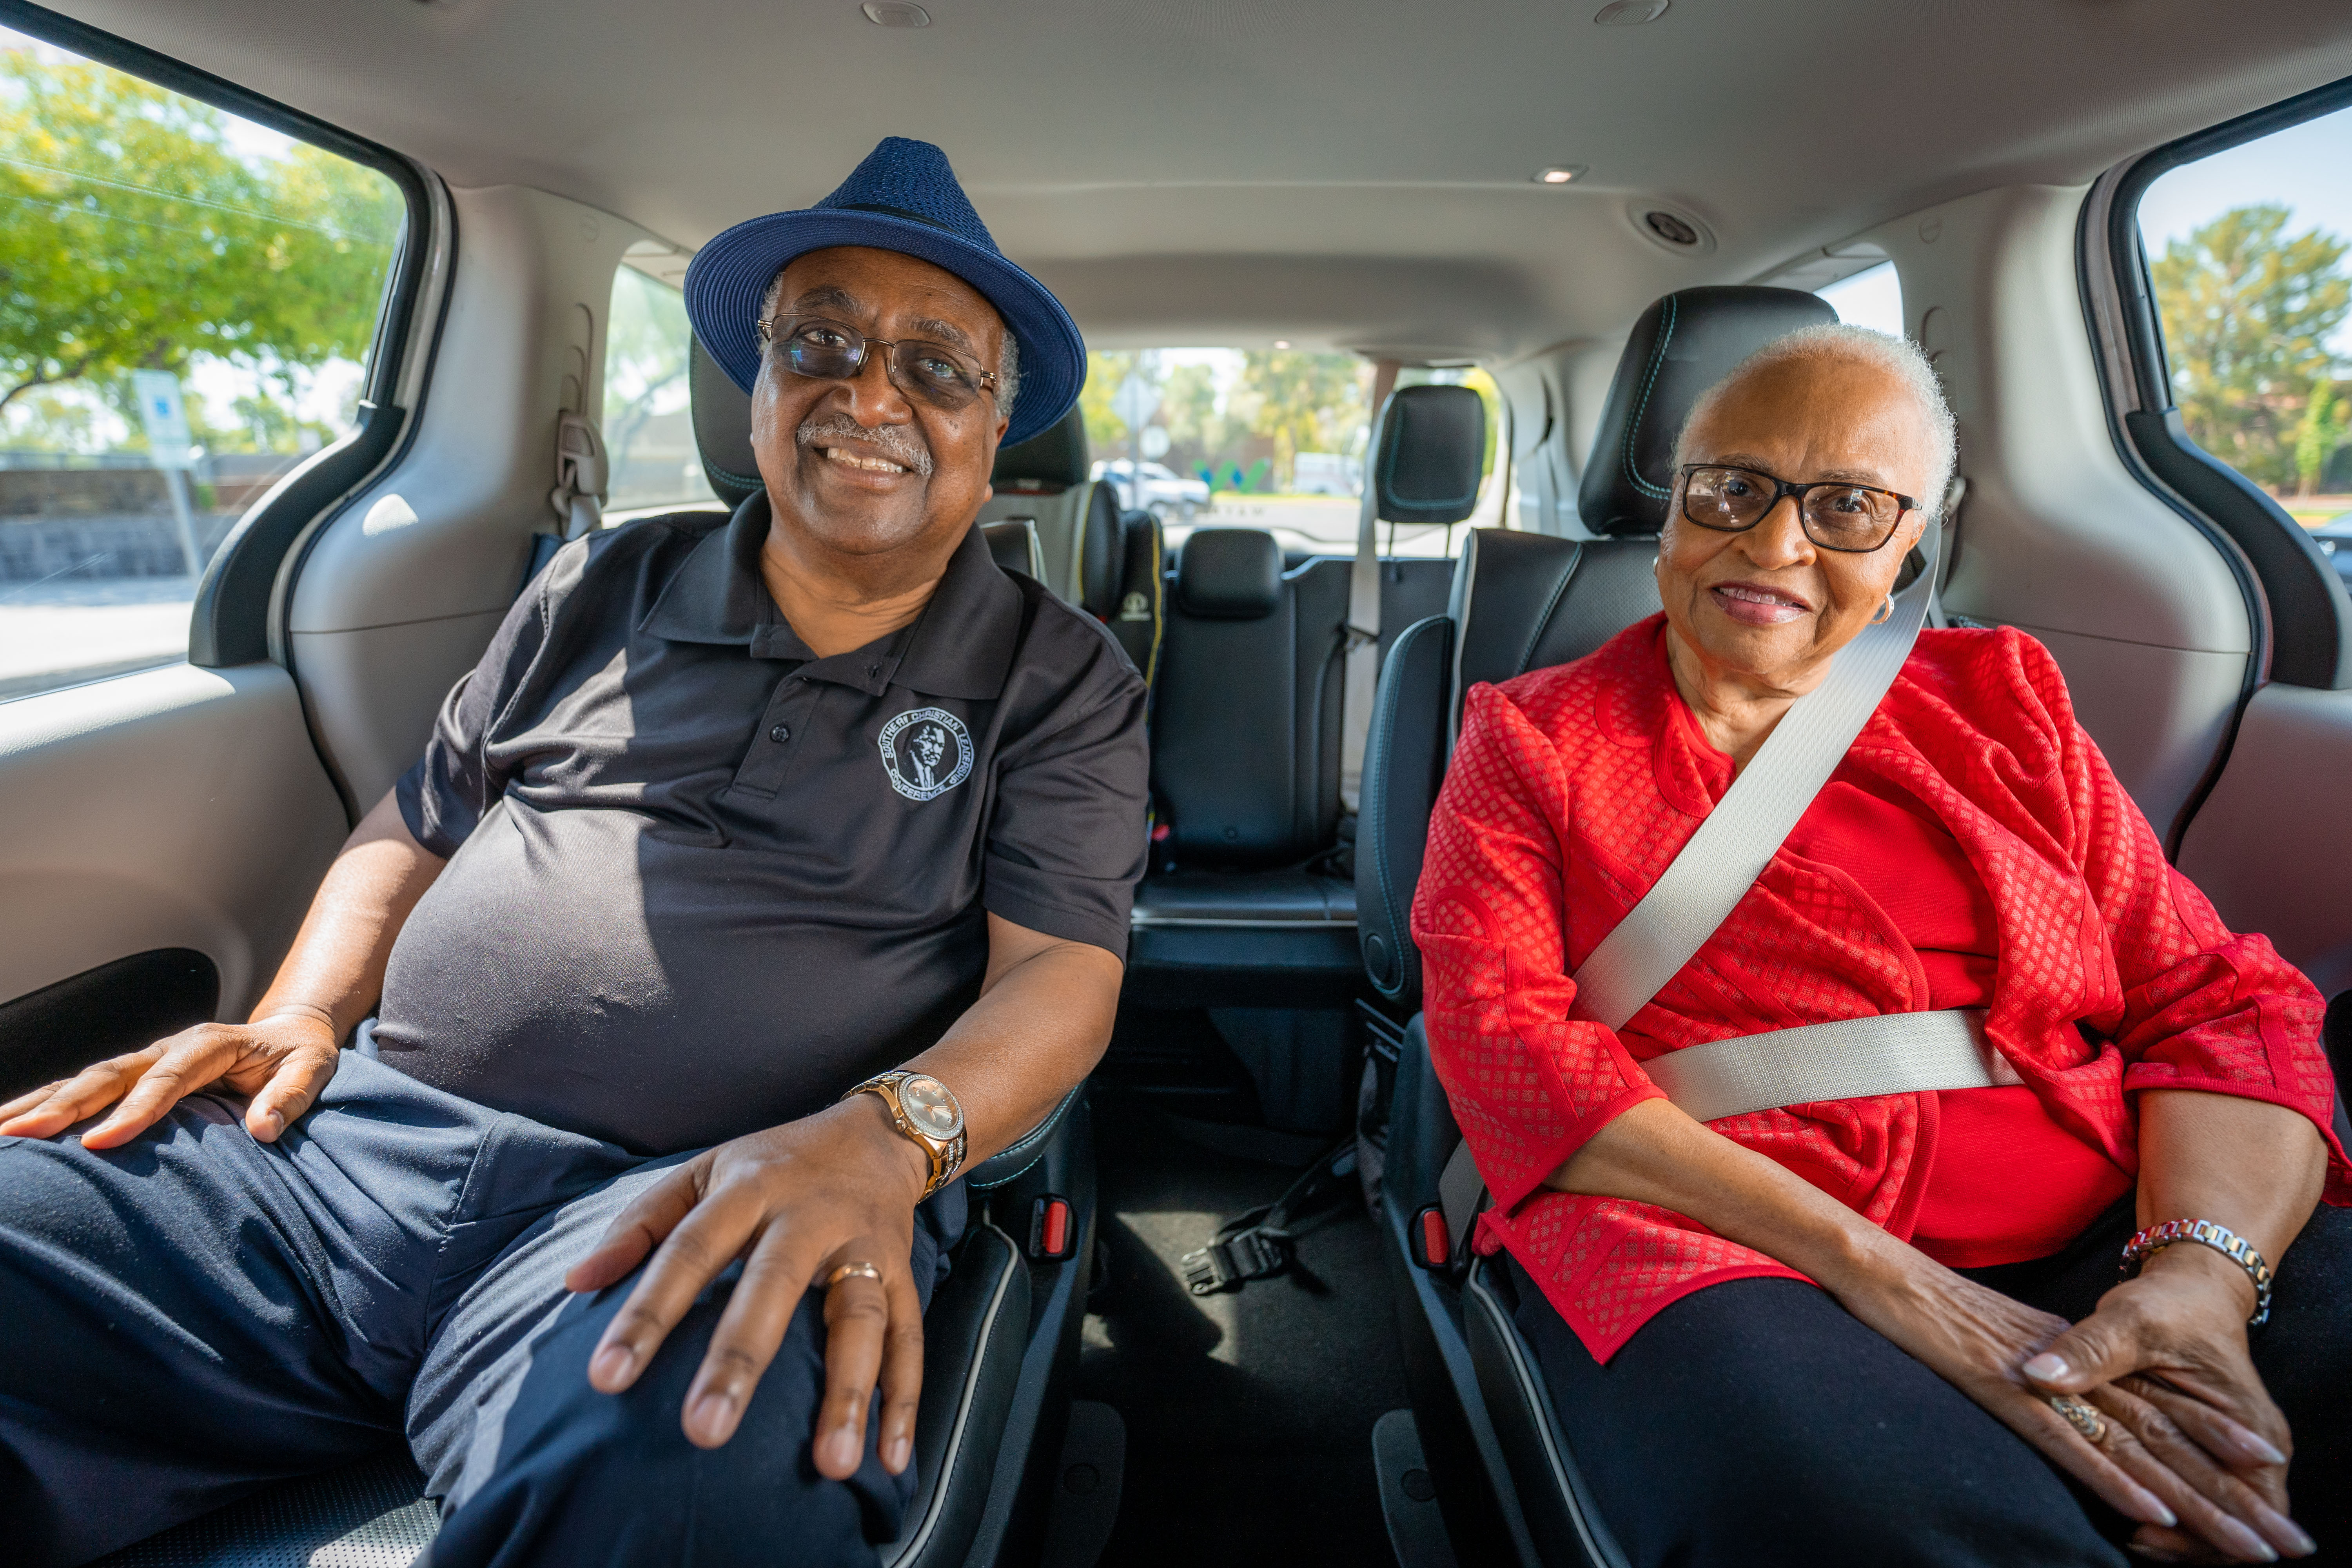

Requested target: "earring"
[{"left": 1871, "top": 594, "right": 1895, "bottom": 625}]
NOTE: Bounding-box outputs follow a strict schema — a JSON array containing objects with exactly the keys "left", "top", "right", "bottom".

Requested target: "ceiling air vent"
[
  {"left": 1626, "top": 201, "right": 1716, "bottom": 257},
  {"left": 862, "top": 2, "right": 931, "bottom": 25}
]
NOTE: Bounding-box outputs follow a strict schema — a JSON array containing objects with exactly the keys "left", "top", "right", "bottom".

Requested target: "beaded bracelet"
[{"left": 2120, "top": 1218, "right": 2273, "bottom": 1327}]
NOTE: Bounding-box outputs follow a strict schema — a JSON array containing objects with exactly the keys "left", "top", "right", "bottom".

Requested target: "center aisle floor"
[{"left": 1076, "top": 1089, "right": 1410, "bottom": 1566}]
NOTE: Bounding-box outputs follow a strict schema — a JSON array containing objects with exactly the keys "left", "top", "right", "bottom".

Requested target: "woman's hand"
[
  {"left": 565, "top": 1093, "right": 933, "bottom": 1470},
  {"left": 1843, "top": 1245, "right": 2308, "bottom": 1563},
  {"left": 0, "top": 1007, "right": 343, "bottom": 1149},
  {"left": 2022, "top": 1244, "right": 2313, "bottom": 1562}
]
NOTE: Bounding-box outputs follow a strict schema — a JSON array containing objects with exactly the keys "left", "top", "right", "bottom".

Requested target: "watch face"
[{"left": 899, "top": 1074, "right": 964, "bottom": 1140}]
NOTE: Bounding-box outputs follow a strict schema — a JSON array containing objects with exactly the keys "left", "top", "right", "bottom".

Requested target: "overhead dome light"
[
  {"left": 862, "top": 1, "right": 931, "bottom": 25},
  {"left": 1273, "top": 339, "right": 1292, "bottom": 349},
  {"left": 1534, "top": 165, "right": 1586, "bottom": 185}
]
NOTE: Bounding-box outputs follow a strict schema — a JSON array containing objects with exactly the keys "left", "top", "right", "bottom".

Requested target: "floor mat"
[{"left": 1077, "top": 1089, "right": 1410, "bottom": 1566}]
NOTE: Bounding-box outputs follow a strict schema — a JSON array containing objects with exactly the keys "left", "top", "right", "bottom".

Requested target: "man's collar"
[{"left": 639, "top": 490, "right": 1022, "bottom": 700}]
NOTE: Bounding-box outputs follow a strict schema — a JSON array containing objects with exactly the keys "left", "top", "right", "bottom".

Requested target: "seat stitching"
[
  {"left": 1621, "top": 296, "right": 1678, "bottom": 501},
  {"left": 1514, "top": 544, "right": 1586, "bottom": 677}
]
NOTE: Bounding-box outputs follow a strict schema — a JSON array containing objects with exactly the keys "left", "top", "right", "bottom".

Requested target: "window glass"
[
  {"left": 603, "top": 265, "right": 716, "bottom": 519},
  {"left": 1818, "top": 261, "right": 1906, "bottom": 337},
  {"left": 2136, "top": 104, "right": 2352, "bottom": 573},
  {"left": 0, "top": 27, "right": 403, "bottom": 701},
  {"left": 1078, "top": 347, "right": 1506, "bottom": 558}
]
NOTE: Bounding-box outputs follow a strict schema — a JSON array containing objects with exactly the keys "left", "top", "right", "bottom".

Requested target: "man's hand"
[
  {"left": 0, "top": 1007, "right": 342, "bottom": 1149},
  {"left": 2024, "top": 1247, "right": 2314, "bottom": 1562},
  {"left": 564, "top": 1093, "right": 933, "bottom": 1470}
]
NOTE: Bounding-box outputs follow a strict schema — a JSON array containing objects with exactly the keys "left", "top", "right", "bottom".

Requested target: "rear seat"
[
  {"left": 976, "top": 404, "right": 1104, "bottom": 602},
  {"left": 1125, "top": 387, "right": 1477, "bottom": 1008}
]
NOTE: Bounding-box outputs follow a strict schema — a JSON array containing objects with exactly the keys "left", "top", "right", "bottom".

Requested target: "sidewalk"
[{"left": 0, "top": 577, "right": 194, "bottom": 701}]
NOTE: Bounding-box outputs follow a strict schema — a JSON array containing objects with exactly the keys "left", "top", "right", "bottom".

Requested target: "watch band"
[
  {"left": 843, "top": 1070, "right": 967, "bottom": 1200},
  {"left": 2120, "top": 1218, "right": 2273, "bottom": 1327}
]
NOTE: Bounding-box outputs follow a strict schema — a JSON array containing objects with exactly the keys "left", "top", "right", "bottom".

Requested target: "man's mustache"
[{"left": 796, "top": 415, "right": 935, "bottom": 477}]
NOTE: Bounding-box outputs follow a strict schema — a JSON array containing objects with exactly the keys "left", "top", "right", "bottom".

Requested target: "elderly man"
[{"left": 0, "top": 137, "right": 1146, "bottom": 1567}]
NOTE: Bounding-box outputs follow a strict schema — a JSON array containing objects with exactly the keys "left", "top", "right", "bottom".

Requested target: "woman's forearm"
[
  {"left": 248, "top": 788, "right": 447, "bottom": 1040},
  {"left": 1546, "top": 1097, "right": 1917, "bottom": 1296},
  {"left": 2130, "top": 1088, "right": 2328, "bottom": 1310}
]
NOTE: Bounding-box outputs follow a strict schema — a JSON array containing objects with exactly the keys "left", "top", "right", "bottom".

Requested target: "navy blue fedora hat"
[{"left": 684, "top": 137, "right": 1084, "bottom": 448}]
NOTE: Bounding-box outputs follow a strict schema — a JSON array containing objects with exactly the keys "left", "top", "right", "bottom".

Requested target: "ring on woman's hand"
[
  {"left": 2049, "top": 1394, "right": 2107, "bottom": 1443},
  {"left": 823, "top": 1261, "right": 883, "bottom": 1290}
]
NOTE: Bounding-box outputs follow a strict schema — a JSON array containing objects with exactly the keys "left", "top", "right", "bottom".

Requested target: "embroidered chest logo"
[{"left": 878, "top": 707, "right": 975, "bottom": 802}]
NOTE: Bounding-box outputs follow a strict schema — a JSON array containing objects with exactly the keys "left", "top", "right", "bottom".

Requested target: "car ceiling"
[{"left": 40, "top": 0, "right": 2352, "bottom": 363}]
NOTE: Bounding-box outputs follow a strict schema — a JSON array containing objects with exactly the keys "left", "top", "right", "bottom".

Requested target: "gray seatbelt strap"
[
  {"left": 1341, "top": 361, "right": 1402, "bottom": 812},
  {"left": 1570, "top": 519, "right": 1944, "bottom": 1032},
  {"left": 1646, "top": 1007, "right": 2019, "bottom": 1122}
]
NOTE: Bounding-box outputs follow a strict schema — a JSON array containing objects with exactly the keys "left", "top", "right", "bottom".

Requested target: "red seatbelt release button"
[{"left": 1029, "top": 1194, "right": 1075, "bottom": 1261}]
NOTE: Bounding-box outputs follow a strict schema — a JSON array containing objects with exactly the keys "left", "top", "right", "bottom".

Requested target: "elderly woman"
[{"left": 1412, "top": 325, "right": 2349, "bottom": 1567}]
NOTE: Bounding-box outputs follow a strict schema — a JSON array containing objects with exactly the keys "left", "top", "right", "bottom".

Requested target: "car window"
[
  {"left": 1818, "top": 261, "right": 1906, "bottom": 337},
  {"left": 2134, "top": 103, "right": 2352, "bottom": 583},
  {"left": 603, "top": 262, "right": 717, "bottom": 520},
  {"left": 1079, "top": 347, "right": 1506, "bottom": 558},
  {"left": 0, "top": 27, "right": 403, "bottom": 702}
]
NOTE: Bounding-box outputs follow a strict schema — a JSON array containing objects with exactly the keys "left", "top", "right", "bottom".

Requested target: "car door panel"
[
  {"left": 0, "top": 664, "right": 349, "bottom": 1085},
  {"left": 2177, "top": 682, "right": 2352, "bottom": 999}
]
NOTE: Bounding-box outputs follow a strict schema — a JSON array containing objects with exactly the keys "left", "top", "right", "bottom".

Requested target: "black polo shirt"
[{"left": 374, "top": 495, "right": 1149, "bottom": 1155}]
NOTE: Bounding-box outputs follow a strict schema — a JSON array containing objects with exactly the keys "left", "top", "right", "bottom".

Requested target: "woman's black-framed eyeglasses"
[
  {"left": 1676, "top": 463, "right": 1920, "bottom": 554},
  {"left": 755, "top": 317, "right": 999, "bottom": 412}
]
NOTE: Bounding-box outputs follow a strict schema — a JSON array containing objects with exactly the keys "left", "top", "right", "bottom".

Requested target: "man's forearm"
[
  {"left": 901, "top": 916, "right": 1122, "bottom": 1169},
  {"left": 248, "top": 788, "right": 448, "bottom": 1042}
]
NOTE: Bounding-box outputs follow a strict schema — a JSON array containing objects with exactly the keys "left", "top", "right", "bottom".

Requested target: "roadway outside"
[{"left": 0, "top": 577, "right": 192, "bottom": 701}]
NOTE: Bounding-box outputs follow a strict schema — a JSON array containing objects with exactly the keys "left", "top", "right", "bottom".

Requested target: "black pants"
[{"left": 1512, "top": 1198, "right": 2352, "bottom": 1567}]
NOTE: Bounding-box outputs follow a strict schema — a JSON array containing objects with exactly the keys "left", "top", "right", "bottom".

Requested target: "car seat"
[{"left": 1355, "top": 286, "right": 1838, "bottom": 1568}]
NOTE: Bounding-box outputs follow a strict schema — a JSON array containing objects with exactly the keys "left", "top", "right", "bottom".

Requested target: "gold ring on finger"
[
  {"left": 2049, "top": 1394, "right": 2107, "bottom": 1444},
  {"left": 824, "top": 1261, "right": 883, "bottom": 1291}
]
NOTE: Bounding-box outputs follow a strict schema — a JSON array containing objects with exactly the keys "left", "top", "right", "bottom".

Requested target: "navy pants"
[
  {"left": 0, "top": 1049, "right": 965, "bottom": 1567},
  {"left": 1512, "top": 1197, "right": 2352, "bottom": 1567}
]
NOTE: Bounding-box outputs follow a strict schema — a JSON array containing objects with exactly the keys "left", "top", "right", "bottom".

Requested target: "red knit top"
[{"left": 1411, "top": 616, "right": 2350, "bottom": 1361}]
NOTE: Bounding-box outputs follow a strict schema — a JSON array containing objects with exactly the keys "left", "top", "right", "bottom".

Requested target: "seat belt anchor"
[{"left": 1180, "top": 1220, "right": 1292, "bottom": 1296}]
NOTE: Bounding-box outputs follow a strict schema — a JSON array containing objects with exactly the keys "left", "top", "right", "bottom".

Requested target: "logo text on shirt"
[{"left": 878, "top": 707, "right": 975, "bottom": 802}]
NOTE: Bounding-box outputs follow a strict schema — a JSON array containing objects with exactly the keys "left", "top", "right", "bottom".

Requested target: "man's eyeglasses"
[
  {"left": 755, "top": 317, "right": 998, "bottom": 412},
  {"left": 1677, "top": 463, "right": 1920, "bottom": 554}
]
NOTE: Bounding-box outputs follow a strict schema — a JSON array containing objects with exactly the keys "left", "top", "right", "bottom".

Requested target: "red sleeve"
[
  {"left": 2015, "top": 637, "right": 2351, "bottom": 1195},
  {"left": 1410, "top": 682, "right": 1668, "bottom": 1212}
]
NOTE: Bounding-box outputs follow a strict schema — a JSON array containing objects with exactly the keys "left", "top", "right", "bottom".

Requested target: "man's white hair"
[{"left": 1673, "top": 323, "right": 1957, "bottom": 516}]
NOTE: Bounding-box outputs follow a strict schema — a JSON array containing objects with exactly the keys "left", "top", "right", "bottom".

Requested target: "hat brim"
[{"left": 684, "top": 209, "right": 1084, "bottom": 450}]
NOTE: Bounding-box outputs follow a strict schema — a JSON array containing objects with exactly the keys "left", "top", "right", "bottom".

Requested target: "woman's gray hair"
[
  {"left": 759, "top": 267, "right": 1022, "bottom": 421},
  {"left": 1673, "top": 322, "right": 1958, "bottom": 517}
]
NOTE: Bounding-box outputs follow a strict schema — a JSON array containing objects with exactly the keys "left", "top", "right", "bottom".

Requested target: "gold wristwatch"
[{"left": 844, "top": 1070, "right": 967, "bottom": 1200}]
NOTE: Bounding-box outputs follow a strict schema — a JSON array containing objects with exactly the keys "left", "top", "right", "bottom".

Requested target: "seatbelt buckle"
[{"left": 1180, "top": 1224, "right": 1290, "bottom": 1295}]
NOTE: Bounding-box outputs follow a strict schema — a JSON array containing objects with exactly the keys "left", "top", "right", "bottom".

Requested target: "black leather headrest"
[
  {"left": 1577, "top": 286, "right": 1837, "bottom": 537},
  {"left": 690, "top": 337, "right": 762, "bottom": 508},
  {"left": 1176, "top": 528, "right": 1282, "bottom": 619},
  {"left": 1374, "top": 384, "right": 1485, "bottom": 526},
  {"left": 1076, "top": 481, "right": 1125, "bottom": 617},
  {"left": 991, "top": 403, "right": 1089, "bottom": 491}
]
